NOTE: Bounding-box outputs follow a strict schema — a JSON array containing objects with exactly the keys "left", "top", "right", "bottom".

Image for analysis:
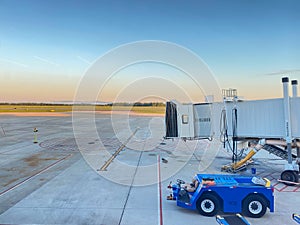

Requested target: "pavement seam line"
[
  {"left": 99, "top": 128, "right": 139, "bottom": 171},
  {"left": 118, "top": 151, "right": 143, "bottom": 225},
  {"left": 157, "top": 154, "right": 163, "bottom": 225}
]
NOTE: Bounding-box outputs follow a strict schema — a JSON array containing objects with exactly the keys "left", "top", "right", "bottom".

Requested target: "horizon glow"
[{"left": 0, "top": 0, "right": 300, "bottom": 102}]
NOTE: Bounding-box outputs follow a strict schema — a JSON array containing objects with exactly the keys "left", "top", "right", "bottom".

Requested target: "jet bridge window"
[{"left": 182, "top": 115, "right": 189, "bottom": 124}]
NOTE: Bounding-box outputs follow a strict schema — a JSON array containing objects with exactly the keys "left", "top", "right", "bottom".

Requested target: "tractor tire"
[
  {"left": 196, "top": 193, "right": 220, "bottom": 217},
  {"left": 242, "top": 194, "right": 267, "bottom": 218}
]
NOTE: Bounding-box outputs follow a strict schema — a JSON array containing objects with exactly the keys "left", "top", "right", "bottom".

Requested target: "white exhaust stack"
[
  {"left": 292, "top": 80, "right": 300, "bottom": 161},
  {"left": 292, "top": 80, "right": 298, "bottom": 97},
  {"left": 282, "top": 77, "right": 293, "bottom": 164}
]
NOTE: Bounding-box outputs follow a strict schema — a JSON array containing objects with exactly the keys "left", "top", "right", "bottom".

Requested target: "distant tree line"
[
  {"left": 109, "top": 102, "right": 165, "bottom": 107},
  {"left": 0, "top": 102, "right": 166, "bottom": 106},
  {"left": 0, "top": 103, "right": 73, "bottom": 106}
]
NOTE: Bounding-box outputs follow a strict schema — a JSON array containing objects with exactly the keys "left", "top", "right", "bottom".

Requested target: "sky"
[{"left": 0, "top": 0, "right": 300, "bottom": 102}]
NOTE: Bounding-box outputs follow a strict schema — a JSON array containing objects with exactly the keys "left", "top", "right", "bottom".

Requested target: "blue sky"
[{"left": 0, "top": 0, "right": 299, "bottom": 102}]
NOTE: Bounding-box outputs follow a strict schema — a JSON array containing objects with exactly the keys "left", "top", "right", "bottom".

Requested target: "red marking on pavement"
[
  {"left": 293, "top": 186, "right": 300, "bottom": 192},
  {"left": 157, "top": 155, "right": 163, "bottom": 225},
  {"left": 277, "top": 185, "right": 288, "bottom": 192},
  {"left": 265, "top": 173, "right": 273, "bottom": 177}
]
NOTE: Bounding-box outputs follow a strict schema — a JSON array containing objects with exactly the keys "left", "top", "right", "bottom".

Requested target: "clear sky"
[{"left": 0, "top": 0, "right": 299, "bottom": 102}]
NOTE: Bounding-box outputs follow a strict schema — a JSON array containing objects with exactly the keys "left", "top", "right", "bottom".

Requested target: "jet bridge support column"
[
  {"left": 280, "top": 77, "right": 299, "bottom": 185},
  {"left": 282, "top": 77, "right": 293, "bottom": 164},
  {"left": 292, "top": 80, "right": 300, "bottom": 161}
]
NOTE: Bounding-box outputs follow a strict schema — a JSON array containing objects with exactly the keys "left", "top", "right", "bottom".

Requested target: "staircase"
[{"left": 263, "top": 144, "right": 297, "bottom": 160}]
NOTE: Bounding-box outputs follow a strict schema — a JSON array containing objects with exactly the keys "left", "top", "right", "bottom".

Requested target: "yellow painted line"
[{"left": 99, "top": 128, "right": 139, "bottom": 171}]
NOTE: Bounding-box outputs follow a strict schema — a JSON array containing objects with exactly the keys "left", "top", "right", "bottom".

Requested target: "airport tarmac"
[{"left": 0, "top": 113, "right": 299, "bottom": 225}]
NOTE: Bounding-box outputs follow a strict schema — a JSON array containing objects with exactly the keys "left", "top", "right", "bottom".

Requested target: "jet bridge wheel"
[
  {"left": 196, "top": 193, "right": 221, "bottom": 217},
  {"left": 280, "top": 170, "right": 299, "bottom": 186}
]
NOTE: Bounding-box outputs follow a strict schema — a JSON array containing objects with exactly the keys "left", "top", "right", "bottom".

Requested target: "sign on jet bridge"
[{"left": 193, "top": 103, "right": 212, "bottom": 138}]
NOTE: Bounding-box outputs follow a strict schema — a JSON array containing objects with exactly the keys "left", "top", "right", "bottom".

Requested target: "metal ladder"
[{"left": 263, "top": 144, "right": 297, "bottom": 160}]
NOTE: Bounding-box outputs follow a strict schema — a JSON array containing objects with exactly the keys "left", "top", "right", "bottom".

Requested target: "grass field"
[{"left": 0, "top": 104, "right": 166, "bottom": 115}]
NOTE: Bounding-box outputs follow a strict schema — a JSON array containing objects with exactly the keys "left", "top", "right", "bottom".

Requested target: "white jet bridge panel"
[
  {"left": 291, "top": 97, "right": 300, "bottom": 138},
  {"left": 224, "top": 99, "right": 286, "bottom": 138}
]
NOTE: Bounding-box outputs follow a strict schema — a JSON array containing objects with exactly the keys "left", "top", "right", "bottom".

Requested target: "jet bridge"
[{"left": 165, "top": 77, "right": 300, "bottom": 184}]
